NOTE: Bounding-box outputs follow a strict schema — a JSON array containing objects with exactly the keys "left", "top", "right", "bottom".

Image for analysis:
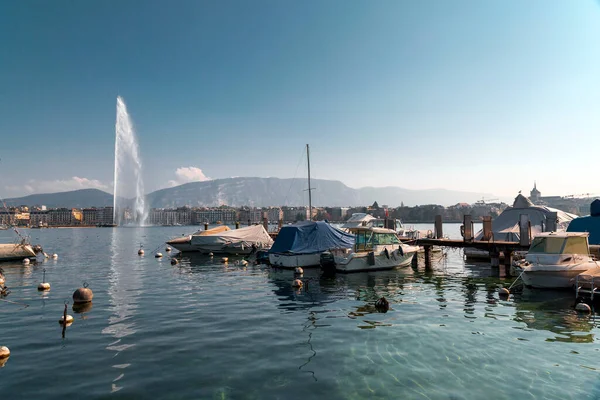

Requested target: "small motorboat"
[
  {"left": 515, "top": 232, "right": 599, "bottom": 289},
  {"left": 0, "top": 241, "right": 37, "bottom": 262},
  {"left": 167, "top": 225, "right": 272, "bottom": 255},
  {"left": 321, "top": 227, "right": 419, "bottom": 273}
]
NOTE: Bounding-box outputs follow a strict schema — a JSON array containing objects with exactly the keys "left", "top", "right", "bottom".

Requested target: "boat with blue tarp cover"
[{"left": 268, "top": 220, "right": 355, "bottom": 268}]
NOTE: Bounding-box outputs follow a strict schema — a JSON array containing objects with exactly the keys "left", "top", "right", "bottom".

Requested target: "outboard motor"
[{"left": 320, "top": 251, "right": 336, "bottom": 274}]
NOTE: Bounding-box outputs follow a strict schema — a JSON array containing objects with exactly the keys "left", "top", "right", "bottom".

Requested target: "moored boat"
[
  {"left": 322, "top": 226, "right": 419, "bottom": 273},
  {"left": 268, "top": 221, "right": 354, "bottom": 268},
  {"left": 0, "top": 241, "right": 37, "bottom": 261},
  {"left": 516, "top": 232, "right": 599, "bottom": 289},
  {"left": 166, "top": 225, "right": 272, "bottom": 255}
]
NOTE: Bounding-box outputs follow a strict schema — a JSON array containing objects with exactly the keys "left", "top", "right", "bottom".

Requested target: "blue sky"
[{"left": 1, "top": 0, "right": 599, "bottom": 198}]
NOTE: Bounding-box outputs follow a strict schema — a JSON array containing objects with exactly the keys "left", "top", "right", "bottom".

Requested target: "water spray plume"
[{"left": 113, "top": 96, "right": 147, "bottom": 225}]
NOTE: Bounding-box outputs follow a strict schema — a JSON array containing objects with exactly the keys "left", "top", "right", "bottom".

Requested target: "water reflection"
[
  {"left": 512, "top": 287, "right": 596, "bottom": 343},
  {"left": 103, "top": 228, "right": 144, "bottom": 389}
]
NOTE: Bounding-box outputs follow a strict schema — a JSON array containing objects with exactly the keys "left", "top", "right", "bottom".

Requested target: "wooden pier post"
[
  {"left": 204, "top": 223, "right": 209, "bottom": 231},
  {"left": 263, "top": 217, "right": 269, "bottom": 232},
  {"left": 248, "top": 219, "right": 251, "bottom": 226},
  {"left": 434, "top": 215, "right": 443, "bottom": 239},
  {"left": 519, "top": 215, "right": 531, "bottom": 247},
  {"left": 235, "top": 221, "right": 240, "bottom": 229},
  {"left": 278, "top": 219, "right": 283, "bottom": 230},
  {"left": 502, "top": 250, "right": 512, "bottom": 277},
  {"left": 546, "top": 212, "right": 558, "bottom": 232},
  {"left": 463, "top": 215, "right": 473, "bottom": 241},
  {"left": 490, "top": 250, "right": 500, "bottom": 268},
  {"left": 482, "top": 216, "right": 492, "bottom": 241},
  {"left": 424, "top": 245, "right": 432, "bottom": 270}
]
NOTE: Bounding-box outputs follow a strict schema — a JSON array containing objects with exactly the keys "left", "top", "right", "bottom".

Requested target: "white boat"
[
  {"left": 516, "top": 232, "right": 599, "bottom": 289},
  {"left": 323, "top": 227, "right": 420, "bottom": 273},
  {"left": 268, "top": 220, "right": 355, "bottom": 268},
  {"left": 166, "top": 225, "right": 272, "bottom": 255},
  {"left": 0, "top": 241, "right": 36, "bottom": 261},
  {"left": 341, "top": 213, "right": 420, "bottom": 238},
  {"left": 465, "top": 194, "right": 577, "bottom": 260}
]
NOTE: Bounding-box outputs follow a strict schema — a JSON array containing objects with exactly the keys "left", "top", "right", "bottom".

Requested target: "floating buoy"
[
  {"left": 375, "top": 297, "right": 390, "bottom": 312},
  {"left": 22, "top": 258, "right": 30, "bottom": 265},
  {"left": 240, "top": 260, "right": 248, "bottom": 266},
  {"left": 294, "top": 267, "right": 304, "bottom": 275},
  {"left": 165, "top": 246, "right": 172, "bottom": 252},
  {"left": 52, "top": 254, "right": 58, "bottom": 260},
  {"left": 498, "top": 288, "right": 510, "bottom": 298},
  {"left": 155, "top": 252, "right": 163, "bottom": 258},
  {"left": 221, "top": 257, "right": 228, "bottom": 263},
  {"left": 170, "top": 258, "right": 179, "bottom": 265},
  {"left": 59, "top": 315, "right": 74, "bottom": 325},
  {"left": 138, "top": 249, "right": 144, "bottom": 255},
  {"left": 0, "top": 346, "right": 10, "bottom": 359},
  {"left": 576, "top": 302, "right": 592, "bottom": 313},
  {"left": 73, "top": 284, "right": 93, "bottom": 304},
  {"left": 292, "top": 279, "right": 303, "bottom": 288},
  {"left": 37, "top": 282, "right": 51, "bottom": 291},
  {"left": 209, "top": 252, "right": 214, "bottom": 257}
]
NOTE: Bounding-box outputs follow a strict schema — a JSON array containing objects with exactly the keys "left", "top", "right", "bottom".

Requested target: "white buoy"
[
  {"left": 22, "top": 258, "right": 30, "bottom": 265},
  {"left": 155, "top": 252, "right": 163, "bottom": 258},
  {"left": 138, "top": 249, "right": 144, "bottom": 255},
  {"left": 221, "top": 257, "right": 228, "bottom": 263},
  {"left": 0, "top": 346, "right": 10, "bottom": 359},
  {"left": 576, "top": 302, "right": 592, "bottom": 313},
  {"left": 240, "top": 260, "right": 248, "bottom": 266},
  {"left": 295, "top": 267, "right": 304, "bottom": 275},
  {"left": 165, "top": 246, "right": 172, "bottom": 252},
  {"left": 292, "top": 279, "right": 303, "bottom": 288},
  {"left": 59, "top": 315, "right": 74, "bottom": 325},
  {"left": 37, "top": 282, "right": 51, "bottom": 291},
  {"left": 52, "top": 254, "right": 58, "bottom": 260},
  {"left": 209, "top": 252, "right": 214, "bottom": 257},
  {"left": 498, "top": 288, "right": 510, "bottom": 297}
]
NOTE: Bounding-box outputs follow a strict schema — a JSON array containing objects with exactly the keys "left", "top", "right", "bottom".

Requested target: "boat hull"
[
  {"left": 334, "top": 248, "right": 417, "bottom": 273},
  {"left": 520, "top": 264, "right": 595, "bottom": 289},
  {"left": 268, "top": 253, "right": 322, "bottom": 268},
  {"left": 0, "top": 243, "right": 36, "bottom": 261}
]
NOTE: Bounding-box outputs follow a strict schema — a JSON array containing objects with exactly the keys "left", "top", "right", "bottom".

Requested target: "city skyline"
[{"left": 1, "top": 1, "right": 599, "bottom": 198}]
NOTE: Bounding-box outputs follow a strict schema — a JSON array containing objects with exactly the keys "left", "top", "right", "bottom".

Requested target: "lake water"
[{"left": 1, "top": 224, "right": 600, "bottom": 399}]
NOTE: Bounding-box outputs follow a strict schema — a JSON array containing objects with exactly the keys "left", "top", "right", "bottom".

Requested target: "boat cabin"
[
  {"left": 342, "top": 213, "right": 403, "bottom": 233},
  {"left": 353, "top": 227, "right": 401, "bottom": 252},
  {"left": 527, "top": 232, "right": 590, "bottom": 256}
]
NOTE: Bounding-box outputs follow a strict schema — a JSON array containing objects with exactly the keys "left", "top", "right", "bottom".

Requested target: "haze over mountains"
[{"left": 4, "top": 177, "right": 501, "bottom": 209}]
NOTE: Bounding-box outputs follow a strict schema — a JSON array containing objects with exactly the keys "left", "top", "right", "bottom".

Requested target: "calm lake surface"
[{"left": 1, "top": 223, "right": 600, "bottom": 399}]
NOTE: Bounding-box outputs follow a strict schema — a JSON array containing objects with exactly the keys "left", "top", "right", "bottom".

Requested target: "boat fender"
[
  {"left": 384, "top": 248, "right": 390, "bottom": 259},
  {"left": 398, "top": 246, "right": 404, "bottom": 257},
  {"left": 460, "top": 225, "right": 465, "bottom": 238}
]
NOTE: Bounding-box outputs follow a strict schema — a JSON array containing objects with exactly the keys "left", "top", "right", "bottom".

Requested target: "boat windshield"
[
  {"left": 372, "top": 233, "right": 400, "bottom": 245},
  {"left": 563, "top": 237, "right": 588, "bottom": 254},
  {"left": 528, "top": 237, "right": 565, "bottom": 254}
]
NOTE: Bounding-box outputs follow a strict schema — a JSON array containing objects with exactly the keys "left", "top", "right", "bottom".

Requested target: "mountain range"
[{"left": 4, "top": 177, "right": 501, "bottom": 208}]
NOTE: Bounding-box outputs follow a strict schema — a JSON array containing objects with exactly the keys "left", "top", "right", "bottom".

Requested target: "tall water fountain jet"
[{"left": 113, "top": 96, "right": 147, "bottom": 226}]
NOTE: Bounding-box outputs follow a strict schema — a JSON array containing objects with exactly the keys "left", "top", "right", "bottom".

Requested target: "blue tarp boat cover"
[
  {"left": 567, "top": 200, "right": 600, "bottom": 245},
  {"left": 269, "top": 221, "right": 355, "bottom": 254}
]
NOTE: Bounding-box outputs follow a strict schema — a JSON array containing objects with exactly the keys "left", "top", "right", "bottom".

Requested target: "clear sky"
[{"left": 1, "top": 0, "right": 599, "bottom": 198}]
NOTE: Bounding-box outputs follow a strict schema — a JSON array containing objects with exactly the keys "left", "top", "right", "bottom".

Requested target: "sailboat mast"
[{"left": 307, "top": 144, "right": 312, "bottom": 221}]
